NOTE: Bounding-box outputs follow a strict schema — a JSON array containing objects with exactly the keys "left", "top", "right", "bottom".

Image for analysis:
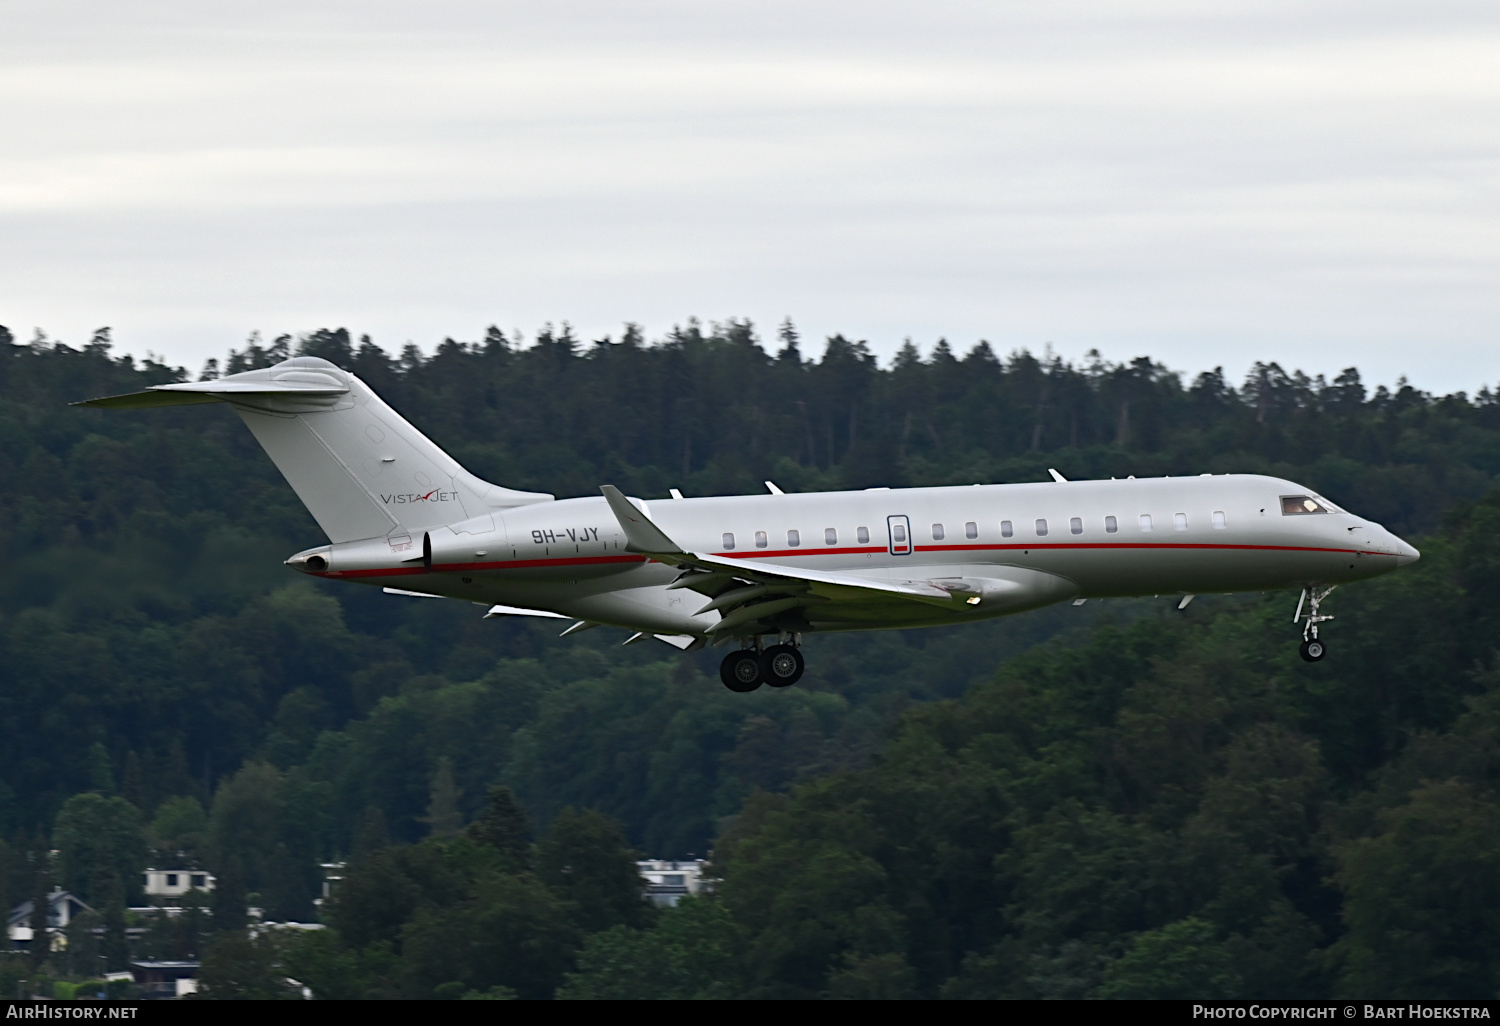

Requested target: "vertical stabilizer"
[{"left": 77, "top": 356, "right": 552, "bottom": 542}]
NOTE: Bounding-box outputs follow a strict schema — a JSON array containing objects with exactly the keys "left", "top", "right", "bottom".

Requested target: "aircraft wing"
[{"left": 600, "top": 485, "right": 992, "bottom": 635}]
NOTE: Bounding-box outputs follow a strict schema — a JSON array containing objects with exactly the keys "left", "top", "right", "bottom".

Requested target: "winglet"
[{"left": 600, "top": 485, "right": 686, "bottom": 554}]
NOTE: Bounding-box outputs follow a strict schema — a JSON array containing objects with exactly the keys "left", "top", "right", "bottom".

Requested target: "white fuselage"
[{"left": 306, "top": 474, "right": 1418, "bottom": 638}]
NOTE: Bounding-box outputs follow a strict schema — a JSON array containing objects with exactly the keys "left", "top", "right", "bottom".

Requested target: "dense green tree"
[
  {"left": 1332, "top": 779, "right": 1500, "bottom": 998},
  {"left": 52, "top": 792, "right": 145, "bottom": 905},
  {"left": 210, "top": 856, "right": 247, "bottom": 934},
  {"left": 197, "top": 932, "right": 302, "bottom": 999},
  {"left": 420, "top": 757, "right": 464, "bottom": 839},
  {"left": 557, "top": 898, "right": 745, "bottom": 999},
  {"left": 399, "top": 867, "right": 579, "bottom": 999},
  {"left": 148, "top": 795, "right": 209, "bottom": 865},
  {"left": 535, "top": 807, "right": 652, "bottom": 934},
  {"left": 467, "top": 786, "right": 530, "bottom": 871},
  {"left": 1096, "top": 918, "right": 1239, "bottom": 999}
]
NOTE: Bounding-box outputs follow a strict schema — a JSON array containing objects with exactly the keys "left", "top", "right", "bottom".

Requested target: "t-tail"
[{"left": 73, "top": 356, "right": 553, "bottom": 542}]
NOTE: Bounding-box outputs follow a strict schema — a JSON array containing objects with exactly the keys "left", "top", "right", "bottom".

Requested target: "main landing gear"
[
  {"left": 719, "top": 637, "right": 805, "bottom": 692},
  {"left": 1294, "top": 585, "right": 1337, "bottom": 662}
]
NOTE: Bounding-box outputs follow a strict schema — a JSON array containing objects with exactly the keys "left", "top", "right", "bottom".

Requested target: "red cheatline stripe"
[
  {"left": 716, "top": 542, "right": 1377, "bottom": 558},
  {"left": 912, "top": 542, "right": 1377, "bottom": 556}
]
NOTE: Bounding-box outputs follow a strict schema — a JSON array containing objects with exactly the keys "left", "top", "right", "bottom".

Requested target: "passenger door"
[{"left": 887, "top": 515, "right": 911, "bottom": 556}]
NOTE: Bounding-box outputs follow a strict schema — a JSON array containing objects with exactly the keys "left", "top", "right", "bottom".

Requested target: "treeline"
[{"left": 2, "top": 322, "right": 1500, "bottom": 997}]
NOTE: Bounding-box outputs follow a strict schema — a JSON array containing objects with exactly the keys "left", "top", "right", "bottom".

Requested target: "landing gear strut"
[
  {"left": 1294, "top": 585, "right": 1336, "bottom": 662},
  {"left": 719, "top": 635, "right": 805, "bottom": 692}
]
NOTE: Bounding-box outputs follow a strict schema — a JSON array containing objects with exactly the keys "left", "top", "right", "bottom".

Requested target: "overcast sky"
[{"left": 2, "top": 1, "right": 1497, "bottom": 394}]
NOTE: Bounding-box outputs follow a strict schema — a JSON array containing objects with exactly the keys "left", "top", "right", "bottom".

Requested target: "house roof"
[{"left": 7, "top": 890, "right": 93, "bottom": 928}]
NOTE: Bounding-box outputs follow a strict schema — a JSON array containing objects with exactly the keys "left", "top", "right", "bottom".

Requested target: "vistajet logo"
[{"left": 381, "top": 490, "right": 459, "bottom": 504}]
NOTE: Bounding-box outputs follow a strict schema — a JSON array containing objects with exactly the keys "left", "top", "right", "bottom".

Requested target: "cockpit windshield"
[{"left": 1281, "top": 495, "right": 1336, "bottom": 515}]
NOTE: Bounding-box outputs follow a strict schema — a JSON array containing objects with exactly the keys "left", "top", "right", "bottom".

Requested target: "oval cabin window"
[
  {"left": 1212, "top": 511, "right": 1226, "bottom": 529},
  {"left": 965, "top": 522, "right": 978, "bottom": 539},
  {"left": 1105, "top": 516, "right": 1118, "bottom": 534},
  {"left": 932, "top": 524, "right": 945, "bottom": 541},
  {"left": 787, "top": 529, "right": 800, "bottom": 547},
  {"left": 755, "top": 531, "right": 768, "bottom": 548},
  {"left": 1173, "top": 513, "right": 1188, "bottom": 531},
  {"left": 722, "top": 533, "right": 735, "bottom": 550},
  {"left": 825, "top": 528, "right": 837, "bottom": 545},
  {"left": 1070, "top": 517, "right": 1082, "bottom": 535},
  {"left": 1035, "top": 519, "right": 1048, "bottom": 537},
  {"left": 1139, "top": 514, "right": 1153, "bottom": 532},
  {"left": 1001, "top": 520, "right": 1013, "bottom": 538}
]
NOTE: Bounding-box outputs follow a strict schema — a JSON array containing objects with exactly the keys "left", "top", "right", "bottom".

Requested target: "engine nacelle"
[
  {"left": 425, "top": 515, "right": 506, "bottom": 570},
  {"left": 285, "top": 515, "right": 506, "bottom": 577}
]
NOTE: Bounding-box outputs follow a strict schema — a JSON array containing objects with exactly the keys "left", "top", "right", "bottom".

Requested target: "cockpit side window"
[{"left": 1281, "top": 495, "right": 1330, "bottom": 515}]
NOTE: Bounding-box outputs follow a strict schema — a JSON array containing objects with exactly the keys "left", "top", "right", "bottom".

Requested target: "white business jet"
[{"left": 78, "top": 357, "right": 1419, "bottom": 692}]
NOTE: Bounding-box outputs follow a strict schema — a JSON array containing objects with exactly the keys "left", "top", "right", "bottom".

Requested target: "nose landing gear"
[
  {"left": 718, "top": 635, "right": 805, "bottom": 692},
  {"left": 1294, "top": 585, "right": 1336, "bottom": 662}
]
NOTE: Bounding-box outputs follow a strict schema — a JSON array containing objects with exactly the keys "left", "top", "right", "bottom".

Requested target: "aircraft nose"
[{"left": 1393, "top": 535, "right": 1420, "bottom": 567}]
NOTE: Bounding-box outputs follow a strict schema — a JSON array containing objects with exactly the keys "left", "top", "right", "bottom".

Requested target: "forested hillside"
[{"left": 1, "top": 320, "right": 1498, "bottom": 998}]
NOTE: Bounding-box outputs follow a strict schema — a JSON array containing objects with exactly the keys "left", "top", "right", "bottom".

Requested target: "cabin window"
[
  {"left": 931, "top": 523, "right": 945, "bottom": 541},
  {"left": 722, "top": 533, "right": 735, "bottom": 550},
  {"left": 1035, "top": 519, "right": 1048, "bottom": 537},
  {"left": 1105, "top": 516, "right": 1118, "bottom": 533},
  {"left": 755, "top": 531, "right": 768, "bottom": 548},
  {"left": 1281, "top": 495, "right": 1330, "bottom": 515},
  {"left": 1001, "top": 520, "right": 1014, "bottom": 538},
  {"left": 1212, "top": 511, "right": 1226, "bottom": 529},
  {"left": 1139, "top": 514, "right": 1153, "bottom": 532},
  {"left": 1173, "top": 513, "right": 1188, "bottom": 531},
  {"left": 857, "top": 526, "right": 870, "bottom": 544},
  {"left": 965, "top": 521, "right": 978, "bottom": 540},
  {"left": 892, "top": 523, "right": 907, "bottom": 543},
  {"left": 787, "top": 529, "right": 800, "bottom": 547},
  {"left": 1070, "top": 517, "right": 1083, "bottom": 535},
  {"left": 825, "top": 528, "right": 838, "bottom": 545}
]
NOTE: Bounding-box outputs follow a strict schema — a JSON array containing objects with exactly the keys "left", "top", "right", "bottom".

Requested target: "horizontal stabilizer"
[
  {"left": 74, "top": 377, "right": 350, "bottom": 409},
  {"left": 73, "top": 390, "right": 224, "bottom": 409}
]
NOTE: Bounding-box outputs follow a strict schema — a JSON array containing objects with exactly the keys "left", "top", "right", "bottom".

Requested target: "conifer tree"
[
  {"left": 468, "top": 786, "right": 530, "bottom": 870},
  {"left": 420, "top": 758, "right": 463, "bottom": 839}
]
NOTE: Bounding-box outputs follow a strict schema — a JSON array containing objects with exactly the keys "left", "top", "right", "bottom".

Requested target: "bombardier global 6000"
[{"left": 78, "top": 356, "right": 1420, "bottom": 692}]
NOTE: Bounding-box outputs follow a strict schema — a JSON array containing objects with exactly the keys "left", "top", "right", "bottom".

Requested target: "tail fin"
[{"left": 75, "top": 356, "right": 552, "bottom": 542}]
